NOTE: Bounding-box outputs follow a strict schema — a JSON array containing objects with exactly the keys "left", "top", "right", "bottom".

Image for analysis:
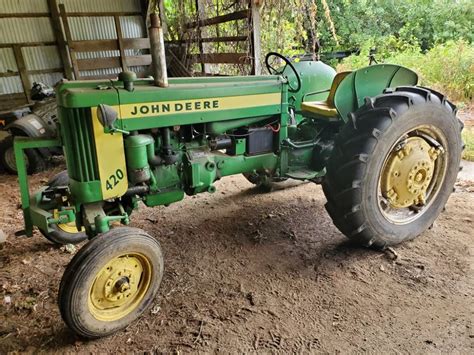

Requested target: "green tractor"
[{"left": 14, "top": 46, "right": 463, "bottom": 337}]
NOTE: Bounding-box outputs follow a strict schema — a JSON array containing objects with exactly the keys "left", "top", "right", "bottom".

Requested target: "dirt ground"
[{"left": 0, "top": 134, "right": 473, "bottom": 353}]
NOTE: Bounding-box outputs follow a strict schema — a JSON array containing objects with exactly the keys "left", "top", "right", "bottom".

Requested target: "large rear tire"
[
  {"left": 59, "top": 227, "right": 164, "bottom": 338},
  {"left": 0, "top": 135, "right": 46, "bottom": 175},
  {"left": 323, "top": 87, "right": 463, "bottom": 249}
]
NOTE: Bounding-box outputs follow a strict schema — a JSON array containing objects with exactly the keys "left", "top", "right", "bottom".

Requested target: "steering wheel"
[{"left": 265, "top": 52, "right": 301, "bottom": 92}]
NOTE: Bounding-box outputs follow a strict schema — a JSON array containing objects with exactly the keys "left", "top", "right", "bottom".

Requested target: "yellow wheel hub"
[
  {"left": 53, "top": 209, "right": 84, "bottom": 234},
  {"left": 88, "top": 253, "right": 152, "bottom": 322},
  {"left": 381, "top": 137, "right": 442, "bottom": 208}
]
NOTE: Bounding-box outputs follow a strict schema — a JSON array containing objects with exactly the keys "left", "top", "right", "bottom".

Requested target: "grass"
[{"left": 462, "top": 126, "right": 474, "bottom": 161}]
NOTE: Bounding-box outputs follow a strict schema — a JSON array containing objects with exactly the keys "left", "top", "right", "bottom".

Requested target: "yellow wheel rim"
[
  {"left": 53, "top": 209, "right": 84, "bottom": 234},
  {"left": 88, "top": 253, "right": 152, "bottom": 322},
  {"left": 381, "top": 136, "right": 440, "bottom": 208},
  {"left": 378, "top": 126, "right": 447, "bottom": 224}
]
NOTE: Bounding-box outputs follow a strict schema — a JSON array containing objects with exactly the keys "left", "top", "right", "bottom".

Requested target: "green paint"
[{"left": 14, "top": 61, "right": 421, "bottom": 237}]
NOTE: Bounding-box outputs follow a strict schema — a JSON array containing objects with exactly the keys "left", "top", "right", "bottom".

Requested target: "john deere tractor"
[{"left": 14, "top": 44, "right": 463, "bottom": 337}]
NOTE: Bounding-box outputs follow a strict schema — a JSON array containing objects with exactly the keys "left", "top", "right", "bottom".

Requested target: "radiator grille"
[{"left": 60, "top": 108, "right": 99, "bottom": 182}]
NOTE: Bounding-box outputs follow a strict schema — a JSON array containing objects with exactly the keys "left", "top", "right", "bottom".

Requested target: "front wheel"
[
  {"left": 323, "top": 87, "right": 463, "bottom": 249},
  {"left": 40, "top": 170, "right": 87, "bottom": 245},
  {"left": 58, "top": 227, "right": 164, "bottom": 338}
]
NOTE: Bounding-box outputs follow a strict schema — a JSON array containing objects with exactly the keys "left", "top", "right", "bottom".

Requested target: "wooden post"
[
  {"left": 59, "top": 4, "right": 80, "bottom": 80},
  {"left": 114, "top": 15, "right": 128, "bottom": 72},
  {"left": 250, "top": 0, "right": 262, "bottom": 75},
  {"left": 47, "top": 0, "right": 74, "bottom": 80},
  {"left": 195, "top": 0, "right": 211, "bottom": 74},
  {"left": 12, "top": 45, "right": 32, "bottom": 104}
]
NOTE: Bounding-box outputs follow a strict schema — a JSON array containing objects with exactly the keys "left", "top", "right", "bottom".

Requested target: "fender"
[{"left": 334, "top": 64, "right": 418, "bottom": 121}]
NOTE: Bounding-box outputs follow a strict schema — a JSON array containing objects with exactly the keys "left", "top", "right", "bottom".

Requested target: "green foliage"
[{"left": 462, "top": 127, "right": 474, "bottom": 162}]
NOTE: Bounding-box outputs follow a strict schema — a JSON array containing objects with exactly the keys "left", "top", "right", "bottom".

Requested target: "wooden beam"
[
  {"left": 71, "top": 40, "right": 119, "bottom": 52},
  {"left": 114, "top": 15, "right": 127, "bottom": 71},
  {"left": 126, "top": 55, "right": 152, "bottom": 67},
  {"left": 59, "top": 4, "right": 80, "bottom": 80},
  {"left": 185, "top": 9, "right": 250, "bottom": 28},
  {"left": 0, "top": 72, "right": 18, "bottom": 78},
  {"left": 0, "top": 68, "right": 63, "bottom": 78},
  {"left": 66, "top": 12, "right": 141, "bottom": 17},
  {"left": 77, "top": 57, "right": 121, "bottom": 71},
  {"left": 250, "top": 0, "right": 262, "bottom": 75},
  {"left": 0, "top": 42, "right": 57, "bottom": 48},
  {"left": 123, "top": 38, "right": 150, "bottom": 50},
  {"left": 165, "top": 36, "right": 247, "bottom": 44},
  {"left": 47, "top": 0, "right": 73, "bottom": 80},
  {"left": 0, "top": 13, "right": 50, "bottom": 18},
  {"left": 12, "top": 45, "right": 32, "bottom": 104},
  {"left": 189, "top": 53, "right": 250, "bottom": 64},
  {"left": 0, "top": 94, "right": 29, "bottom": 111}
]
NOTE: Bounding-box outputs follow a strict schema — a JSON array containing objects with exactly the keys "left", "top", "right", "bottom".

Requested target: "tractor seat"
[{"left": 301, "top": 71, "right": 352, "bottom": 117}]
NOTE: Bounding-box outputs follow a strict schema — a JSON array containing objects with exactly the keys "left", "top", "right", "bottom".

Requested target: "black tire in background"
[
  {"left": 40, "top": 170, "right": 88, "bottom": 245},
  {"left": 59, "top": 227, "right": 164, "bottom": 338},
  {"left": 322, "top": 86, "right": 463, "bottom": 249},
  {"left": 0, "top": 135, "right": 46, "bottom": 174}
]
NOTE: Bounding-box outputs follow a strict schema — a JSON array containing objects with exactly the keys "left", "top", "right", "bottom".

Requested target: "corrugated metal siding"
[
  {"left": 0, "top": 47, "right": 17, "bottom": 72},
  {"left": 0, "top": 0, "right": 145, "bottom": 95},
  {"left": 0, "top": 18, "right": 55, "bottom": 43},
  {"left": 0, "top": 0, "right": 49, "bottom": 13},
  {"left": 23, "top": 46, "right": 62, "bottom": 70},
  {"left": 57, "top": 0, "right": 142, "bottom": 13}
]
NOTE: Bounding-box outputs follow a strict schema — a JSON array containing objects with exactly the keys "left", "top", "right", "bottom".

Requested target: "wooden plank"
[
  {"left": 79, "top": 70, "right": 147, "bottom": 81},
  {"left": 77, "top": 57, "right": 121, "bottom": 71},
  {"left": 185, "top": 9, "right": 250, "bottom": 28},
  {"left": 188, "top": 53, "right": 250, "bottom": 64},
  {"left": 48, "top": 0, "right": 73, "bottom": 80},
  {"left": 29, "top": 68, "right": 64, "bottom": 75},
  {"left": 0, "top": 13, "right": 50, "bottom": 18},
  {"left": 12, "top": 45, "right": 32, "bottom": 104},
  {"left": 114, "top": 15, "right": 127, "bottom": 71},
  {"left": 0, "top": 68, "right": 63, "bottom": 78},
  {"left": 166, "top": 36, "right": 247, "bottom": 44},
  {"left": 0, "top": 94, "right": 28, "bottom": 111},
  {"left": 195, "top": 0, "right": 208, "bottom": 74},
  {"left": 0, "top": 72, "right": 18, "bottom": 78},
  {"left": 71, "top": 40, "right": 118, "bottom": 52},
  {"left": 59, "top": 4, "right": 80, "bottom": 80},
  {"left": 126, "top": 55, "right": 152, "bottom": 67},
  {"left": 123, "top": 38, "right": 150, "bottom": 50},
  {"left": 250, "top": 0, "right": 262, "bottom": 75},
  {"left": 66, "top": 12, "right": 141, "bottom": 17},
  {"left": 0, "top": 42, "right": 57, "bottom": 48}
]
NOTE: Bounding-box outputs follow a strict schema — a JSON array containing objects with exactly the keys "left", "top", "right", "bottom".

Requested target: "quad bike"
[
  {"left": 14, "top": 42, "right": 463, "bottom": 338},
  {"left": 0, "top": 83, "right": 60, "bottom": 174}
]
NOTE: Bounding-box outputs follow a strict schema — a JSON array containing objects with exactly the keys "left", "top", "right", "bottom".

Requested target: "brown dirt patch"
[{"left": 0, "top": 165, "right": 473, "bottom": 353}]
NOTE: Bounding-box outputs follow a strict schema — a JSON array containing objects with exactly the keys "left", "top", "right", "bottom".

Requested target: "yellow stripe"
[
  {"left": 91, "top": 108, "right": 128, "bottom": 200},
  {"left": 119, "top": 93, "right": 281, "bottom": 119}
]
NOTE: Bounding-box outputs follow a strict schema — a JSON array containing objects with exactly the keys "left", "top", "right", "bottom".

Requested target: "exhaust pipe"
[{"left": 149, "top": 13, "right": 168, "bottom": 88}]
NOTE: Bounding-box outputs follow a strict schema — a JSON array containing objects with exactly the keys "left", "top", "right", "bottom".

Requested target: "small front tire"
[
  {"left": 40, "top": 170, "right": 88, "bottom": 245},
  {"left": 58, "top": 227, "right": 164, "bottom": 338}
]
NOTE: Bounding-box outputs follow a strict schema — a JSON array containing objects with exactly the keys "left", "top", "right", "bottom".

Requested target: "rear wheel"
[
  {"left": 323, "top": 87, "right": 463, "bottom": 249},
  {"left": 0, "top": 135, "right": 46, "bottom": 174},
  {"left": 41, "top": 170, "right": 87, "bottom": 245},
  {"left": 59, "top": 227, "right": 164, "bottom": 338}
]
